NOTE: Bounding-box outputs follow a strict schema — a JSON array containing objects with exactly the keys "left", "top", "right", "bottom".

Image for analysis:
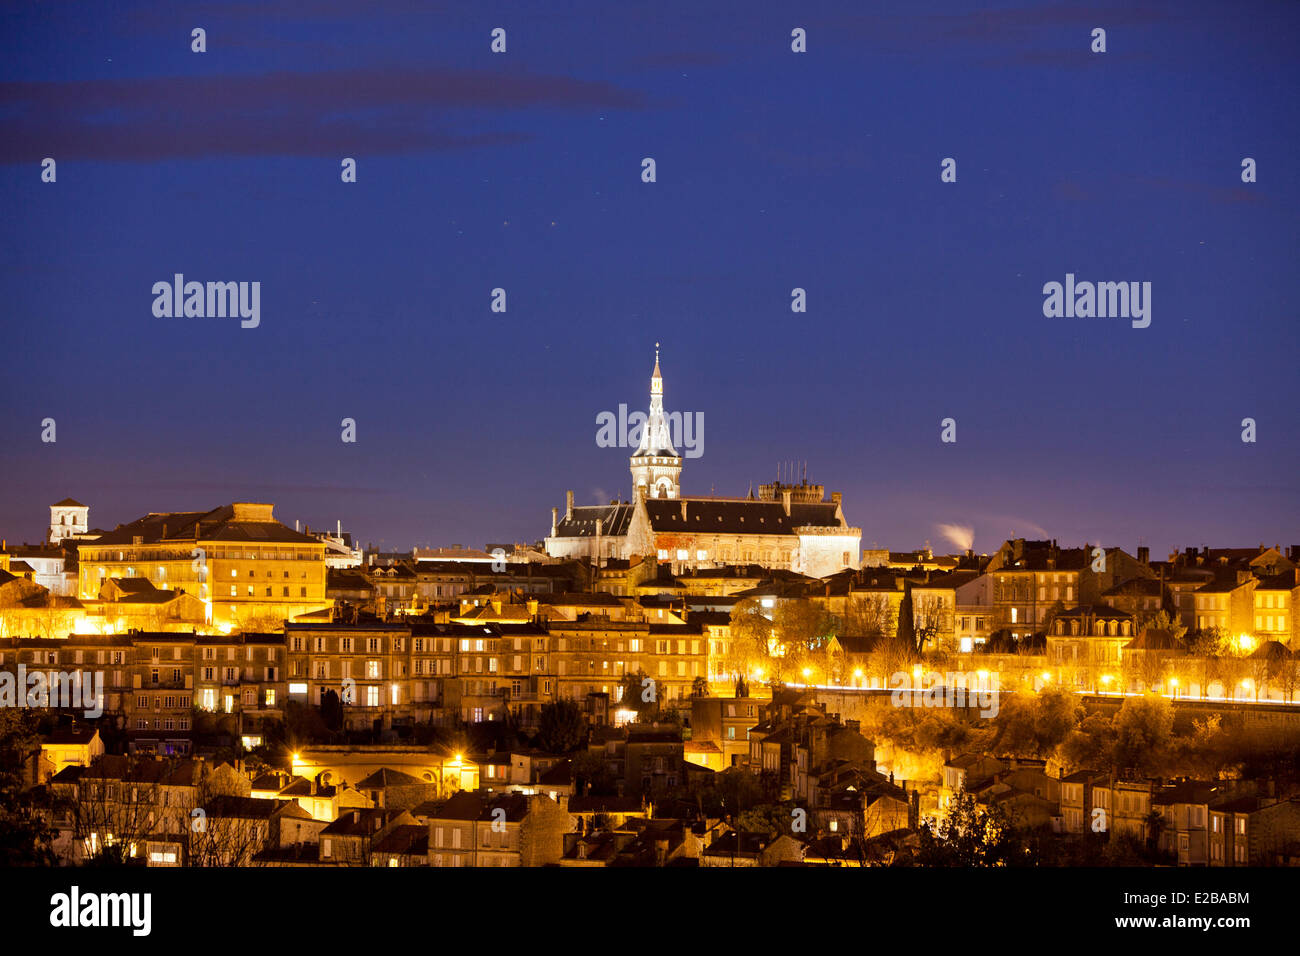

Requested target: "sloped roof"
[
  {"left": 553, "top": 503, "right": 636, "bottom": 539},
  {"left": 94, "top": 503, "right": 319, "bottom": 546},
  {"left": 645, "top": 498, "right": 845, "bottom": 536},
  {"left": 356, "top": 767, "right": 423, "bottom": 789}
]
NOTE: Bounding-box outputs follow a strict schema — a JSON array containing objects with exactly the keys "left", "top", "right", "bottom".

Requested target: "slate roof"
[
  {"left": 553, "top": 504, "right": 636, "bottom": 538},
  {"left": 645, "top": 498, "right": 844, "bottom": 535},
  {"left": 94, "top": 503, "right": 319, "bottom": 546}
]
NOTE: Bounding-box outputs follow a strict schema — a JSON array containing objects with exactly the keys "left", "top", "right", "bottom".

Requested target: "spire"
[
  {"left": 635, "top": 344, "right": 675, "bottom": 456},
  {"left": 630, "top": 342, "right": 681, "bottom": 499}
]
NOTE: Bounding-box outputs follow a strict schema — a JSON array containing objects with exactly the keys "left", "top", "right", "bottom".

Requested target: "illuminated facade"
[
  {"left": 546, "top": 350, "right": 861, "bottom": 576},
  {"left": 48, "top": 497, "right": 89, "bottom": 545},
  {"left": 629, "top": 347, "right": 682, "bottom": 500},
  {"left": 77, "top": 502, "right": 328, "bottom": 628}
]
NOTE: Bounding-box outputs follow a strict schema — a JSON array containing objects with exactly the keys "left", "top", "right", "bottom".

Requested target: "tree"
[
  {"left": 1058, "top": 712, "right": 1114, "bottom": 773},
  {"left": 914, "top": 791, "right": 1030, "bottom": 867},
  {"left": 760, "top": 598, "right": 838, "bottom": 681},
  {"left": 736, "top": 801, "right": 801, "bottom": 840},
  {"left": 320, "top": 689, "right": 343, "bottom": 734},
  {"left": 619, "top": 670, "right": 659, "bottom": 722},
  {"left": 912, "top": 595, "right": 949, "bottom": 653},
  {"left": 1142, "top": 608, "right": 1187, "bottom": 643},
  {"left": 59, "top": 756, "right": 195, "bottom": 866},
  {"left": 1111, "top": 695, "right": 1173, "bottom": 775},
  {"left": 570, "top": 750, "right": 617, "bottom": 797},
  {"left": 843, "top": 593, "right": 896, "bottom": 640},
  {"left": 536, "top": 699, "right": 586, "bottom": 753},
  {"left": 705, "top": 767, "right": 765, "bottom": 819},
  {"left": 896, "top": 582, "right": 918, "bottom": 658},
  {"left": 725, "top": 598, "right": 775, "bottom": 679},
  {"left": 773, "top": 599, "right": 836, "bottom": 656},
  {"left": 185, "top": 795, "right": 272, "bottom": 867},
  {"left": 990, "top": 687, "right": 1082, "bottom": 758},
  {"left": 0, "top": 710, "right": 56, "bottom": 865}
]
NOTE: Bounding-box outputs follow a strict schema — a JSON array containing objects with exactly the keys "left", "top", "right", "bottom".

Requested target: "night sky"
[{"left": 1, "top": 0, "right": 1296, "bottom": 557}]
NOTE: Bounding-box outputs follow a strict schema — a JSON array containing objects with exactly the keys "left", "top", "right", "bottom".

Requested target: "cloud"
[
  {"left": 1130, "top": 175, "right": 1265, "bottom": 205},
  {"left": 0, "top": 67, "right": 647, "bottom": 162}
]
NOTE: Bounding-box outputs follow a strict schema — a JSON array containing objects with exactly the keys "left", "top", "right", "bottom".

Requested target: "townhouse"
[{"left": 428, "top": 791, "right": 573, "bottom": 867}]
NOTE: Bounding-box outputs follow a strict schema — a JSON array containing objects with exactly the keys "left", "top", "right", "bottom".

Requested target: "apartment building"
[{"left": 78, "top": 502, "right": 328, "bottom": 627}]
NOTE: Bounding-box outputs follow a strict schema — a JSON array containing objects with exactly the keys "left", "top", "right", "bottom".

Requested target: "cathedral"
[{"left": 544, "top": 350, "right": 861, "bottom": 578}]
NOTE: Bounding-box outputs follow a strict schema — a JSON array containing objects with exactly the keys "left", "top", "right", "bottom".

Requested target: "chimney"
[
  {"left": 680, "top": 500, "right": 687, "bottom": 522},
  {"left": 1137, "top": 546, "right": 1150, "bottom": 564},
  {"left": 551, "top": 507, "right": 559, "bottom": 536},
  {"left": 831, "top": 492, "right": 842, "bottom": 507},
  {"left": 781, "top": 490, "right": 792, "bottom": 516},
  {"left": 565, "top": 491, "right": 574, "bottom": 521}
]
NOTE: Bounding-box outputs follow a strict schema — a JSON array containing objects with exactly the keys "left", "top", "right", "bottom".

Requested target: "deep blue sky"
[{"left": 1, "top": 0, "right": 1296, "bottom": 557}]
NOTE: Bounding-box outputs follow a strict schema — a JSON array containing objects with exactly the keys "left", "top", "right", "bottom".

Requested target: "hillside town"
[{"left": 2, "top": 361, "right": 1299, "bottom": 868}]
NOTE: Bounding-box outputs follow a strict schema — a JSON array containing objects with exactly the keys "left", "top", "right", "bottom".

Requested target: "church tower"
[{"left": 630, "top": 344, "right": 682, "bottom": 499}]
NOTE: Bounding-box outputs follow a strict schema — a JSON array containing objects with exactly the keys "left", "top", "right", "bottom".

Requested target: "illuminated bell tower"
[{"left": 630, "top": 344, "right": 682, "bottom": 499}]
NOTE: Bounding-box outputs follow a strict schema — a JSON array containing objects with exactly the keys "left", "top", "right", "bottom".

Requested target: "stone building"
[
  {"left": 545, "top": 351, "right": 860, "bottom": 577},
  {"left": 78, "top": 502, "right": 328, "bottom": 628}
]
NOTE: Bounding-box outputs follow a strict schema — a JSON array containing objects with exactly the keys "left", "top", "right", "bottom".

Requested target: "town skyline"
[{"left": 5, "top": 345, "right": 1295, "bottom": 560}]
